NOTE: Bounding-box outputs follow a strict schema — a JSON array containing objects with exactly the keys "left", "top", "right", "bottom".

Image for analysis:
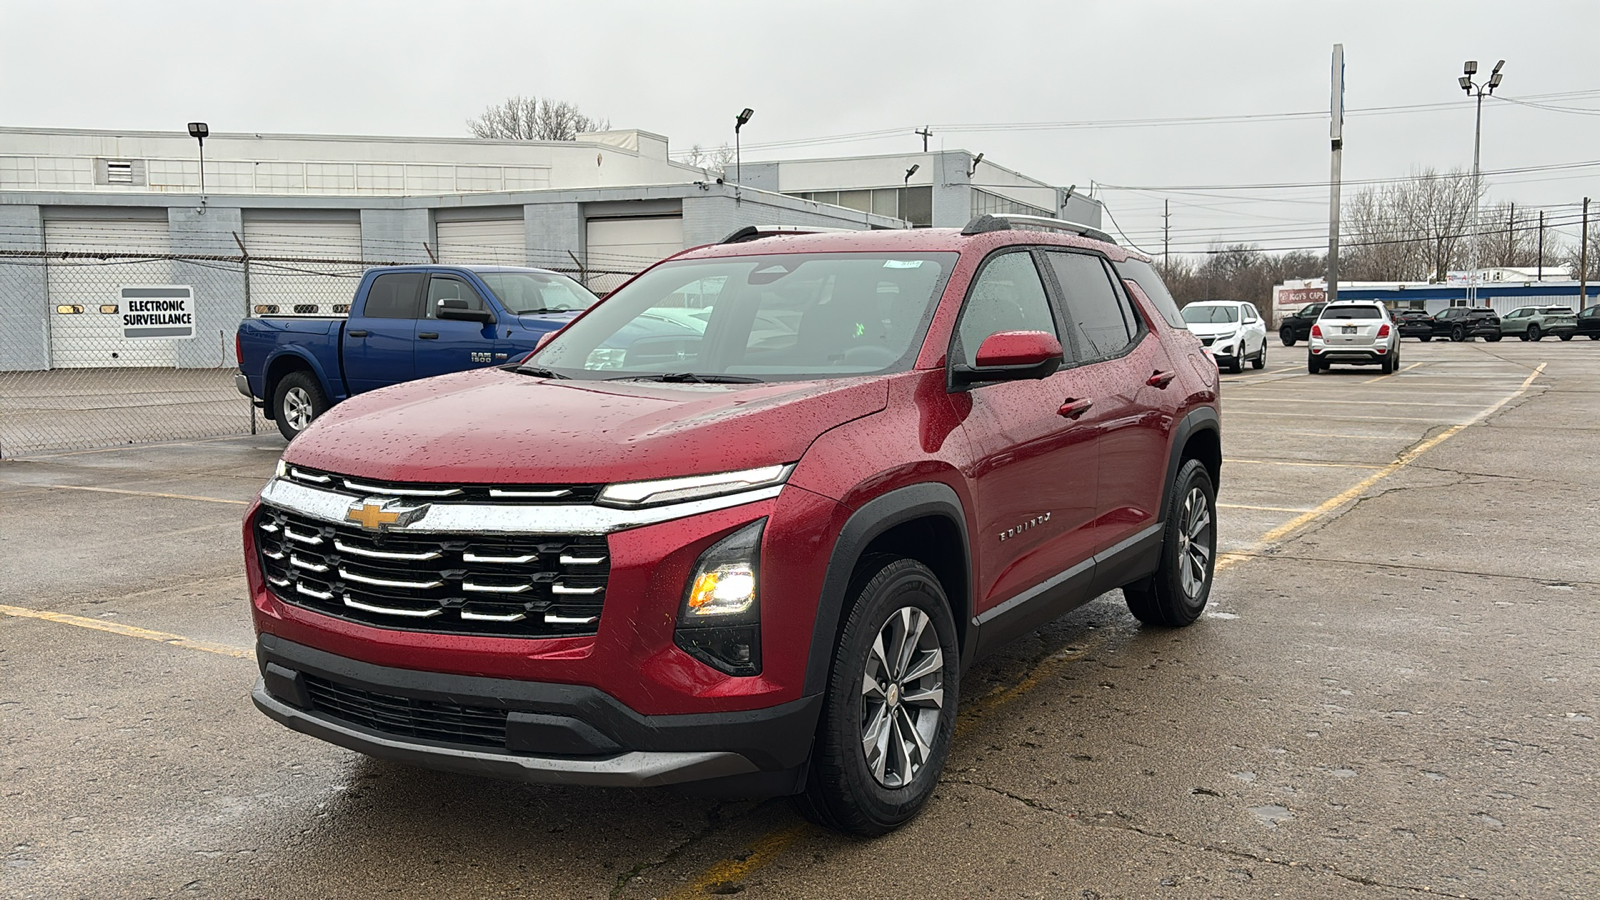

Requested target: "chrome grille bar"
[
  {"left": 343, "top": 594, "right": 443, "bottom": 618},
  {"left": 489, "top": 488, "right": 571, "bottom": 498},
  {"left": 461, "top": 608, "right": 528, "bottom": 622},
  {"left": 463, "top": 581, "right": 531, "bottom": 594},
  {"left": 339, "top": 568, "right": 444, "bottom": 590},
  {"left": 342, "top": 477, "right": 463, "bottom": 498},
  {"left": 552, "top": 583, "right": 603, "bottom": 596},
  {"left": 334, "top": 539, "right": 441, "bottom": 562},
  {"left": 463, "top": 551, "right": 537, "bottom": 564}
]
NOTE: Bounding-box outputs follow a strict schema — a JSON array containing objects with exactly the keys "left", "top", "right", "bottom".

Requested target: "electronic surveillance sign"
[{"left": 120, "top": 286, "right": 195, "bottom": 339}]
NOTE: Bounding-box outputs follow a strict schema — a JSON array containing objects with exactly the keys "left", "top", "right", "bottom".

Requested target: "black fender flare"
[
  {"left": 1159, "top": 406, "right": 1221, "bottom": 517},
  {"left": 802, "top": 482, "right": 972, "bottom": 696}
]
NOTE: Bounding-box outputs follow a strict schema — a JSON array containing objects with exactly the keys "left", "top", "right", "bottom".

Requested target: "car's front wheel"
[
  {"left": 793, "top": 557, "right": 959, "bottom": 836},
  {"left": 1123, "top": 459, "right": 1216, "bottom": 626},
  {"left": 1420, "top": 334, "right": 1432, "bottom": 342},
  {"left": 1560, "top": 333, "right": 1573, "bottom": 341},
  {"left": 1280, "top": 327, "right": 1297, "bottom": 347},
  {"left": 272, "top": 371, "right": 328, "bottom": 441},
  {"left": 1529, "top": 324, "right": 1542, "bottom": 342}
]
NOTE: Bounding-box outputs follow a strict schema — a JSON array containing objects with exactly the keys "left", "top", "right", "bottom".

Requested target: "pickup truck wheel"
[
  {"left": 1280, "top": 327, "right": 1296, "bottom": 347},
  {"left": 1123, "top": 459, "right": 1215, "bottom": 627},
  {"left": 792, "top": 556, "right": 958, "bottom": 836},
  {"left": 273, "top": 371, "right": 327, "bottom": 441}
]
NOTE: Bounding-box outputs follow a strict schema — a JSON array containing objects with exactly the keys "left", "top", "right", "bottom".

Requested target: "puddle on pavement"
[{"left": 1251, "top": 804, "right": 1292, "bottom": 827}]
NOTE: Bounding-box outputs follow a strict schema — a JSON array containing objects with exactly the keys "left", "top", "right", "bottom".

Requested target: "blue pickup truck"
[{"left": 237, "top": 265, "right": 597, "bottom": 439}]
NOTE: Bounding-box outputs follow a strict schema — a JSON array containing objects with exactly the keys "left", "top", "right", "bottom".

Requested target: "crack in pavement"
[
  {"left": 947, "top": 779, "right": 1490, "bottom": 900},
  {"left": 610, "top": 801, "right": 732, "bottom": 900},
  {"left": 1222, "top": 551, "right": 1600, "bottom": 589}
]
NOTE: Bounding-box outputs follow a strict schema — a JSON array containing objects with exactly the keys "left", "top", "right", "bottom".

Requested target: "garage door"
[
  {"left": 44, "top": 214, "right": 174, "bottom": 368},
  {"left": 436, "top": 218, "right": 526, "bottom": 266},
  {"left": 585, "top": 216, "right": 683, "bottom": 294},
  {"left": 242, "top": 212, "right": 364, "bottom": 317}
]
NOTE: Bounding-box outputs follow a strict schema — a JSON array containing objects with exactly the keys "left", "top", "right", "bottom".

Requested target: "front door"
[
  {"left": 955, "top": 250, "right": 1101, "bottom": 623},
  {"left": 418, "top": 274, "right": 503, "bottom": 379}
]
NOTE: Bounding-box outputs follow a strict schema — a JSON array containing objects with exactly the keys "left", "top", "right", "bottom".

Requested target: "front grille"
[
  {"left": 303, "top": 674, "right": 508, "bottom": 749},
  {"left": 1200, "top": 336, "right": 1215, "bottom": 347},
  {"left": 254, "top": 508, "right": 610, "bottom": 638},
  {"left": 281, "top": 464, "right": 603, "bottom": 505}
]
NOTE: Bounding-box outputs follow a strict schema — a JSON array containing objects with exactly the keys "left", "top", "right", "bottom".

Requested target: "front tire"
[
  {"left": 1420, "top": 334, "right": 1432, "bottom": 342},
  {"left": 793, "top": 557, "right": 959, "bottom": 836},
  {"left": 1280, "top": 327, "right": 1297, "bottom": 347},
  {"left": 1560, "top": 333, "right": 1573, "bottom": 341},
  {"left": 1529, "top": 324, "right": 1542, "bottom": 342},
  {"left": 272, "top": 371, "right": 328, "bottom": 441},
  {"left": 1123, "top": 459, "right": 1216, "bottom": 627}
]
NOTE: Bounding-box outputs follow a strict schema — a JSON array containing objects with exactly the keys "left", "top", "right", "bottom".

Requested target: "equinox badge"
[{"left": 344, "top": 497, "right": 429, "bottom": 533}]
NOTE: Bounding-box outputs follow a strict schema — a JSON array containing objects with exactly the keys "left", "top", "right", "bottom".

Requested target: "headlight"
[
  {"left": 675, "top": 519, "right": 765, "bottom": 675},
  {"left": 598, "top": 464, "right": 793, "bottom": 509},
  {"left": 274, "top": 459, "right": 288, "bottom": 479}
]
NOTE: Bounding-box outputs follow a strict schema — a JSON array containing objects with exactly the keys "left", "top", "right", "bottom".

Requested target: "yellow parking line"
[
  {"left": 0, "top": 604, "right": 253, "bottom": 659},
  {"left": 1224, "top": 458, "right": 1385, "bottom": 470},
  {"left": 1363, "top": 361, "right": 1424, "bottom": 383},
  {"left": 0, "top": 481, "right": 248, "bottom": 506},
  {"left": 1219, "top": 503, "right": 1315, "bottom": 513},
  {"left": 665, "top": 824, "right": 812, "bottom": 900}
]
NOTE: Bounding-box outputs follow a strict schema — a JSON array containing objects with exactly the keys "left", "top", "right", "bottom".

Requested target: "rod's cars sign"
[{"left": 120, "top": 286, "right": 195, "bottom": 339}]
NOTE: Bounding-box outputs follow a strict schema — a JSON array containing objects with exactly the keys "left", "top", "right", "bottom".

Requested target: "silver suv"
[{"left": 1308, "top": 302, "right": 1399, "bottom": 374}]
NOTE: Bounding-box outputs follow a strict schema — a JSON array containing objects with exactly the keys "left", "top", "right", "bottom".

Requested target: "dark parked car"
[
  {"left": 1278, "top": 302, "right": 1325, "bottom": 346},
  {"left": 1429, "top": 307, "right": 1502, "bottom": 342},
  {"left": 1393, "top": 308, "right": 1435, "bottom": 340},
  {"left": 1576, "top": 305, "right": 1600, "bottom": 340}
]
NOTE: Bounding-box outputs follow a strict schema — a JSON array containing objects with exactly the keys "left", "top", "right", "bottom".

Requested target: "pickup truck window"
[
  {"left": 427, "top": 276, "right": 489, "bottom": 317},
  {"left": 365, "top": 273, "right": 426, "bottom": 318},
  {"left": 477, "top": 271, "right": 598, "bottom": 315},
  {"left": 533, "top": 252, "right": 955, "bottom": 381}
]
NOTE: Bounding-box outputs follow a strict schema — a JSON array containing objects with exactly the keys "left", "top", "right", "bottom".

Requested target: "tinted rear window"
[
  {"left": 1112, "top": 258, "right": 1186, "bottom": 329},
  {"left": 363, "top": 273, "right": 424, "bottom": 318},
  {"left": 1321, "top": 306, "right": 1382, "bottom": 320}
]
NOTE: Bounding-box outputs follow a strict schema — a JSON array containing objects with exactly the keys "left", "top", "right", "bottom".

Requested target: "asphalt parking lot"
[{"left": 3, "top": 338, "right": 1597, "bottom": 899}]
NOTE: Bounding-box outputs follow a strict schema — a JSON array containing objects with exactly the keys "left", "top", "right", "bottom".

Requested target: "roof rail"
[
  {"left": 719, "top": 225, "right": 856, "bottom": 244},
  {"left": 960, "top": 213, "right": 1116, "bottom": 245}
]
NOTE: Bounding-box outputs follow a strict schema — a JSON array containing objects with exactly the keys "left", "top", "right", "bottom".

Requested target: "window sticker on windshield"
[{"left": 882, "top": 260, "right": 923, "bottom": 268}]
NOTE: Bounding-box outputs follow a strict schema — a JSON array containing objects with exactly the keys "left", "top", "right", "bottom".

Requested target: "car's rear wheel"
[
  {"left": 1420, "top": 334, "right": 1432, "bottom": 342},
  {"left": 1123, "top": 459, "right": 1215, "bottom": 627},
  {"left": 1307, "top": 353, "right": 1322, "bottom": 374},
  {"left": 1381, "top": 351, "right": 1396, "bottom": 374},
  {"left": 1529, "top": 324, "right": 1542, "bottom": 341},
  {"left": 1591, "top": 334, "right": 1600, "bottom": 340},
  {"left": 1560, "top": 333, "right": 1573, "bottom": 341},
  {"left": 272, "top": 371, "right": 327, "bottom": 441},
  {"left": 1280, "top": 327, "right": 1296, "bottom": 347},
  {"left": 1485, "top": 333, "right": 1502, "bottom": 342},
  {"left": 1451, "top": 325, "right": 1466, "bottom": 342},
  {"left": 793, "top": 556, "right": 958, "bottom": 836},
  {"left": 1251, "top": 341, "right": 1266, "bottom": 369}
]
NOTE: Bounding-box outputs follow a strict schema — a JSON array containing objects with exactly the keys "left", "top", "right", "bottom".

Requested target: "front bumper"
[{"left": 252, "top": 633, "right": 821, "bottom": 793}]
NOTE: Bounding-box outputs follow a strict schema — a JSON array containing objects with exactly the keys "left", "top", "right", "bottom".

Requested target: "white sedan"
[{"left": 1181, "top": 300, "right": 1268, "bottom": 373}]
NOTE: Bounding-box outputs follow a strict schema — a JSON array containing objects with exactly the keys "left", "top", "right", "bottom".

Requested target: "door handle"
[
  {"left": 1058, "top": 398, "right": 1094, "bottom": 420},
  {"left": 418, "top": 332, "right": 439, "bottom": 340},
  {"left": 1147, "top": 369, "right": 1176, "bottom": 389},
  {"left": 347, "top": 330, "right": 369, "bottom": 338}
]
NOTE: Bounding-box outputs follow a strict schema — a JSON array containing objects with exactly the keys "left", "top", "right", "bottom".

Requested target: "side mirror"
[
  {"left": 437, "top": 298, "right": 495, "bottom": 324},
  {"left": 951, "top": 330, "right": 1064, "bottom": 388}
]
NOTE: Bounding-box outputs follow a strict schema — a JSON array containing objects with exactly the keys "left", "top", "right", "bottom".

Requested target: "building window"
[
  {"left": 786, "top": 186, "right": 933, "bottom": 227},
  {"left": 971, "top": 188, "right": 1052, "bottom": 220}
]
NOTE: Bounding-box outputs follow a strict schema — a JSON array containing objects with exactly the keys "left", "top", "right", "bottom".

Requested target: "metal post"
[
  {"left": 1328, "top": 44, "right": 1344, "bottom": 305},
  {"left": 1162, "top": 199, "right": 1170, "bottom": 270},
  {"left": 198, "top": 139, "right": 206, "bottom": 197},
  {"left": 1537, "top": 209, "right": 1544, "bottom": 280},
  {"left": 735, "top": 128, "right": 740, "bottom": 185},
  {"left": 1469, "top": 89, "right": 1484, "bottom": 308},
  {"left": 1582, "top": 197, "right": 1591, "bottom": 312}
]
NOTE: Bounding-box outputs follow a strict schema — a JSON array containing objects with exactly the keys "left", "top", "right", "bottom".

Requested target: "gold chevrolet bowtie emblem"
[{"left": 344, "top": 497, "right": 426, "bottom": 532}]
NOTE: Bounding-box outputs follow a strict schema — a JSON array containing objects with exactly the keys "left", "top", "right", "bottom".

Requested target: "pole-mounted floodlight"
[
  {"left": 1463, "top": 60, "right": 1478, "bottom": 76},
  {"left": 1456, "top": 58, "right": 1506, "bottom": 308},
  {"left": 968, "top": 152, "right": 984, "bottom": 176},
  {"left": 904, "top": 164, "right": 919, "bottom": 184},
  {"left": 187, "top": 121, "right": 209, "bottom": 205},
  {"left": 733, "top": 108, "right": 754, "bottom": 185},
  {"left": 1459, "top": 75, "right": 1473, "bottom": 92}
]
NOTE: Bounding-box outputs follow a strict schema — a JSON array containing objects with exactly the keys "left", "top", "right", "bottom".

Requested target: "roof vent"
[{"left": 106, "top": 160, "right": 134, "bottom": 184}]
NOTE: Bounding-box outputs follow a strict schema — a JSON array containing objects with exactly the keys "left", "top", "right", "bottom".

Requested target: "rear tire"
[
  {"left": 1280, "top": 327, "right": 1296, "bottom": 347},
  {"left": 1451, "top": 325, "right": 1466, "bottom": 342},
  {"left": 1529, "top": 324, "right": 1542, "bottom": 342},
  {"left": 1560, "top": 333, "right": 1573, "bottom": 341},
  {"left": 1123, "top": 459, "right": 1216, "bottom": 627},
  {"left": 1486, "top": 334, "right": 1502, "bottom": 342},
  {"left": 272, "top": 371, "right": 328, "bottom": 441},
  {"left": 1307, "top": 353, "right": 1322, "bottom": 374},
  {"left": 1251, "top": 342, "right": 1266, "bottom": 369},
  {"left": 1420, "top": 334, "right": 1432, "bottom": 342},
  {"left": 792, "top": 557, "right": 959, "bottom": 836},
  {"left": 1380, "top": 352, "right": 1395, "bottom": 374}
]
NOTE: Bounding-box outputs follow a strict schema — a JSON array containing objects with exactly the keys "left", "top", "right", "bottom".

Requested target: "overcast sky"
[{"left": 4, "top": 0, "right": 1597, "bottom": 256}]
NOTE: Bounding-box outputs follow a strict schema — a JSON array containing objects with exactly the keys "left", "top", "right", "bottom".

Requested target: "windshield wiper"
[
  {"left": 610, "top": 372, "right": 763, "bottom": 384},
  {"left": 515, "top": 365, "right": 569, "bottom": 379},
  {"left": 516, "top": 307, "right": 578, "bottom": 314}
]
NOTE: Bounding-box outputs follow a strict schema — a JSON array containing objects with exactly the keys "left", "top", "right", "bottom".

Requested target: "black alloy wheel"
[
  {"left": 1451, "top": 325, "right": 1466, "bottom": 342},
  {"left": 1529, "top": 323, "right": 1542, "bottom": 342},
  {"left": 793, "top": 556, "right": 959, "bottom": 836},
  {"left": 1280, "top": 327, "right": 1297, "bottom": 347}
]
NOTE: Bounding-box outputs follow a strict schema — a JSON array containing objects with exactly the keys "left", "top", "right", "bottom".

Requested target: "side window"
[
  {"left": 1113, "top": 258, "right": 1185, "bottom": 329},
  {"left": 1245, "top": 304, "right": 1260, "bottom": 323},
  {"left": 952, "top": 251, "right": 1059, "bottom": 368},
  {"left": 427, "top": 276, "right": 488, "bottom": 318},
  {"left": 362, "top": 273, "right": 425, "bottom": 319},
  {"left": 1046, "top": 250, "right": 1134, "bottom": 361}
]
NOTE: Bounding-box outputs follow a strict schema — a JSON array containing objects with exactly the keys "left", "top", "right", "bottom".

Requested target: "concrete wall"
[
  {"left": 167, "top": 206, "right": 247, "bottom": 368},
  {"left": 0, "top": 205, "right": 48, "bottom": 371},
  {"left": 360, "top": 209, "right": 432, "bottom": 263},
  {"left": 524, "top": 202, "right": 583, "bottom": 269}
]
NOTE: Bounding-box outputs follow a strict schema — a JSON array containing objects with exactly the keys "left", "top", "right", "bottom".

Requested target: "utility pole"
[
  {"left": 1163, "top": 199, "right": 1171, "bottom": 271},
  {"left": 1327, "top": 44, "right": 1344, "bottom": 305},
  {"left": 1582, "top": 197, "right": 1591, "bottom": 312},
  {"left": 1537, "top": 209, "right": 1544, "bottom": 280},
  {"left": 1507, "top": 202, "right": 1514, "bottom": 266},
  {"left": 915, "top": 126, "right": 932, "bottom": 152}
]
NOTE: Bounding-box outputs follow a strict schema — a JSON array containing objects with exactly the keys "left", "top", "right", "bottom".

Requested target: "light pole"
[
  {"left": 1458, "top": 60, "right": 1503, "bottom": 306},
  {"left": 734, "top": 108, "right": 754, "bottom": 185},
  {"left": 187, "top": 122, "right": 209, "bottom": 197}
]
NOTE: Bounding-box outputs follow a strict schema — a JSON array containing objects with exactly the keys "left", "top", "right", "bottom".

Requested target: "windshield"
[
  {"left": 1182, "top": 305, "right": 1239, "bottom": 324},
  {"left": 531, "top": 252, "right": 957, "bottom": 381},
  {"left": 1322, "top": 305, "right": 1382, "bottom": 320},
  {"left": 477, "top": 271, "right": 599, "bottom": 314}
]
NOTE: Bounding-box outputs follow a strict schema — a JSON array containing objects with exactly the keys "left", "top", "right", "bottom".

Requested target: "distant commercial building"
[{"left": 1274, "top": 275, "right": 1600, "bottom": 322}]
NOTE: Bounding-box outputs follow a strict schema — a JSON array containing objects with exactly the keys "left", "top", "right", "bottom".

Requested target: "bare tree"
[
  {"left": 1342, "top": 167, "right": 1480, "bottom": 282},
  {"left": 683, "top": 143, "right": 736, "bottom": 177},
  {"left": 468, "top": 95, "right": 609, "bottom": 141},
  {"left": 1160, "top": 245, "right": 1323, "bottom": 310}
]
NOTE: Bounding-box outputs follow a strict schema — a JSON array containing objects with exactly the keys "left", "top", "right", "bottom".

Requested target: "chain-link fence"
[{"left": 0, "top": 250, "right": 634, "bottom": 457}]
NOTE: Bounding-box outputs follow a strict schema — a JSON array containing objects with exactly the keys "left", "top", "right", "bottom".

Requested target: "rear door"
[
  {"left": 955, "top": 249, "right": 1100, "bottom": 620},
  {"left": 417, "top": 273, "right": 503, "bottom": 379},
  {"left": 343, "top": 271, "right": 423, "bottom": 394}
]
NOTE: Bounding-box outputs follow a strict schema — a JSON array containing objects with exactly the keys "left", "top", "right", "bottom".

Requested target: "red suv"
[{"left": 245, "top": 216, "right": 1221, "bottom": 835}]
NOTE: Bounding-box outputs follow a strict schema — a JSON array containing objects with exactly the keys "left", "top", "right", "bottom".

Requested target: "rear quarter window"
[{"left": 1112, "top": 258, "right": 1186, "bottom": 330}]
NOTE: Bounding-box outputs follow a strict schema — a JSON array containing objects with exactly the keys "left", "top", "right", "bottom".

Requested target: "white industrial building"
[{"left": 0, "top": 126, "right": 1092, "bottom": 371}]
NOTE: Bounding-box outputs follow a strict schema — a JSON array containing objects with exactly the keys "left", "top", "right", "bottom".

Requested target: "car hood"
[
  {"left": 285, "top": 368, "right": 888, "bottom": 485},
  {"left": 1184, "top": 322, "right": 1242, "bottom": 338}
]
